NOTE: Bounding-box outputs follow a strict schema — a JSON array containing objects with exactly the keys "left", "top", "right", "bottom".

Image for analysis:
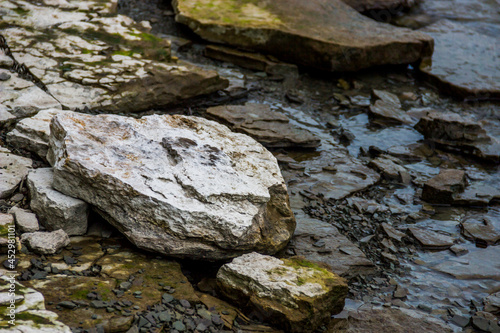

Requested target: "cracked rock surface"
[{"left": 48, "top": 111, "right": 295, "bottom": 260}]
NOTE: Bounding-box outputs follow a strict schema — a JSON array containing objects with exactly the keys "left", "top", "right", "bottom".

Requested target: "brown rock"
[
  {"left": 206, "top": 103, "right": 320, "bottom": 149},
  {"left": 173, "top": 0, "right": 433, "bottom": 72},
  {"left": 421, "top": 169, "right": 466, "bottom": 204}
]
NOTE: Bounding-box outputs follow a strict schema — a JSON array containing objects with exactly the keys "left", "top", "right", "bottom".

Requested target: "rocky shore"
[{"left": 1, "top": 0, "right": 499, "bottom": 332}]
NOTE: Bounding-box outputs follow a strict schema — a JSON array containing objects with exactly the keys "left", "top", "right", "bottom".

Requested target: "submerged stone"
[
  {"left": 419, "top": 20, "right": 500, "bottom": 100},
  {"left": 48, "top": 112, "right": 295, "bottom": 260},
  {"left": 217, "top": 252, "right": 347, "bottom": 332},
  {"left": 173, "top": 0, "right": 433, "bottom": 71}
]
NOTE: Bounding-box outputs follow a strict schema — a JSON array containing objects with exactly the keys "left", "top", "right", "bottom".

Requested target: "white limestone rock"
[
  {"left": 7, "top": 109, "right": 65, "bottom": 160},
  {"left": 217, "top": 252, "right": 347, "bottom": 332},
  {"left": 48, "top": 112, "right": 295, "bottom": 260},
  {"left": 21, "top": 229, "right": 70, "bottom": 255},
  {"left": 27, "top": 168, "right": 89, "bottom": 236},
  {"left": 9, "top": 207, "right": 39, "bottom": 233},
  {"left": 0, "top": 148, "right": 32, "bottom": 199}
]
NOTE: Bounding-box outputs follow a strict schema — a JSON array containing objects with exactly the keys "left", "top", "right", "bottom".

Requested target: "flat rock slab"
[
  {"left": 419, "top": 20, "right": 500, "bottom": 100},
  {"left": 432, "top": 246, "right": 500, "bottom": 280},
  {"left": 283, "top": 151, "right": 380, "bottom": 201},
  {"left": 408, "top": 227, "right": 455, "bottom": 250},
  {"left": 48, "top": 112, "right": 295, "bottom": 260},
  {"left": 291, "top": 214, "right": 375, "bottom": 279},
  {"left": 0, "top": 148, "right": 32, "bottom": 199},
  {"left": 217, "top": 252, "right": 347, "bottom": 332},
  {"left": 206, "top": 103, "right": 320, "bottom": 149},
  {"left": 7, "top": 109, "right": 64, "bottom": 160},
  {"left": 369, "top": 100, "right": 414, "bottom": 125},
  {"left": 173, "top": 0, "right": 433, "bottom": 71},
  {"left": 27, "top": 168, "right": 89, "bottom": 236}
]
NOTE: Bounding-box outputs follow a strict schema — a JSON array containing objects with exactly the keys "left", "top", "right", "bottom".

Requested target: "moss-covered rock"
[
  {"left": 173, "top": 0, "right": 433, "bottom": 71},
  {"left": 216, "top": 252, "right": 348, "bottom": 332}
]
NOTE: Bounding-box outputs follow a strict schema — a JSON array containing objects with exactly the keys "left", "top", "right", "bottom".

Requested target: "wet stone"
[
  {"left": 206, "top": 103, "right": 320, "bottom": 149},
  {"left": 419, "top": 20, "right": 500, "bottom": 100},
  {"left": 408, "top": 227, "right": 455, "bottom": 250},
  {"left": 461, "top": 217, "right": 500, "bottom": 245},
  {"left": 421, "top": 169, "right": 466, "bottom": 204}
]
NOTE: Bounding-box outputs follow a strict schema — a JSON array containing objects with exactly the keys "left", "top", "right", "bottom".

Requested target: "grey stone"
[
  {"left": 0, "top": 276, "right": 72, "bottom": 332},
  {"left": 9, "top": 206, "right": 39, "bottom": 233},
  {"left": 206, "top": 103, "right": 320, "bottom": 149},
  {"left": 0, "top": 148, "right": 32, "bottom": 199},
  {"left": 27, "top": 168, "right": 88, "bottom": 236},
  {"left": 21, "top": 229, "right": 70, "bottom": 255},
  {"left": 415, "top": 111, "right": 500, "bottom": 163},
  {"left": 408, "top": 227, "right": 455, "bottom": 250}
]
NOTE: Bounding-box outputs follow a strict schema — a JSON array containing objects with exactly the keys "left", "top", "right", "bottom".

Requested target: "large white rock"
[
  {"left": 48, "top": 112, "right": 295, "bottom": 260},
  {"left": 0, "top": 148, "right": 32, "bottom": 199},
  {"left": 7, "top": 109, "right": 64, "bottom": 160},
  {"left": 217, "top": 252, "right": 347, "bottom": 332},
  {"left": 27, "top": 168, "right": 89, "bottom": 236}
]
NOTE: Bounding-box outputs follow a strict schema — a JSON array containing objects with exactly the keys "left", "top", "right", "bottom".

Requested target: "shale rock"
[
  {"left": 173, "top": 0, "right": 433, "bottom": 71},
  {"left": 206, "top": 103, "right": 320, "bottom": 149},
  {"left": 408, "top": 227, "right": 455, "bottom": 250},
  {"left": 48, "top": 112, "right": 295, "bottom": 260},
  {"left": 27, "top": 168, "right": 89, "bottom": 236},
  {"left": 415, "top": 111, "right": 500, "bottom": 163},
  {"left": 421, "top": 169, "right": 466, "bottom": 204},
  {"left": 217, "top": 252, "right": 347, "bottom": 332}
]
